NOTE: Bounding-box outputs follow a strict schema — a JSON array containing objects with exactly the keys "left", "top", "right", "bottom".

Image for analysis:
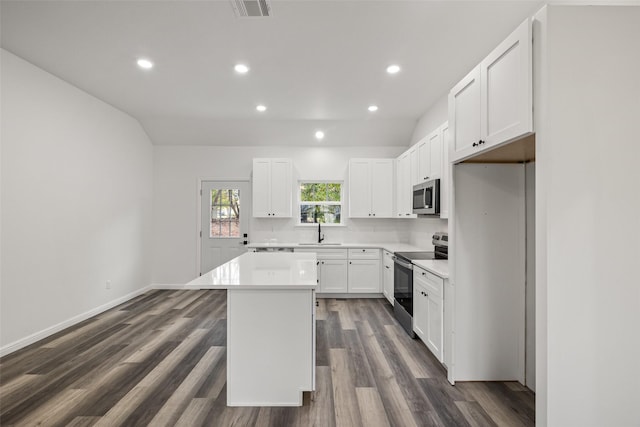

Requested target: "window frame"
[{"left": 297, "top": 180, "right": 344, "bottom": 226}]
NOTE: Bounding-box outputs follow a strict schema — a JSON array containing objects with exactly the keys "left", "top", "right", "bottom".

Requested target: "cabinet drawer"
[
  {"left": 348, "top": 248, "right": 380, "bottom": 260},
  {"left": 414, "top": 267, "right": 443, "bottom": 298},
  {"left": 295, "top": 248, "right": 348, "bottom": 260}
]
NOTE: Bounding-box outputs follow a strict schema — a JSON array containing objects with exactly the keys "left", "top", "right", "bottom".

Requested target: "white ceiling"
[{"left": 1, "top": 0, "right": 543, "bottom": 147}]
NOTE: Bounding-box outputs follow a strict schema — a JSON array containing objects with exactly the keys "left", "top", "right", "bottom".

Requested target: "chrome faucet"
[{"left": 318, "top": 222, "right": 325, "bottom": 244}]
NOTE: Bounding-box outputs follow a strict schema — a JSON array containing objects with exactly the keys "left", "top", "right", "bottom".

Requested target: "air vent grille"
[{"left": 231, "top": 0, "right": 271, "bottom": 17}]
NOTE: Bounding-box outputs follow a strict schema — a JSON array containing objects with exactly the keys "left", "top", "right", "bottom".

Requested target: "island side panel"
[{"left": 226, "top": 288, "right": 314, "bottom": 406}]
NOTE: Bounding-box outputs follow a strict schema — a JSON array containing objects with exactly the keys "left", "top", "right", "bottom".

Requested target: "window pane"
[
  {"left": 326, "top": 183, "right": 341, "bottom": 201},
  {"left": 210, "top": 188, "right": 241, "bottom": 238},
  {"left": 300, "top": 183, "right": 341, "bottom": 202},
  {"left": 300, "top": 204, "right": 341, "bottom": 224}
]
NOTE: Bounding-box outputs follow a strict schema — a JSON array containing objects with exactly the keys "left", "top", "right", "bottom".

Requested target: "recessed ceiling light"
[
  {"left": 137, "top": 58, "right": 154, "bottom": 70},
  {"left": 368, "top": 105, "right": 379, "bottom": 112},
  {"left": 315, "top": 131, "right": 325, "bottom": 140},
  {"left": 386, "top": 64, "right": 401, "bottom": 74},
  {"left": 234, "top": 64, "right": 250, "bottom": 74},
  {"left": 256, "top": 105, "right": 267, "bottom": 112}
]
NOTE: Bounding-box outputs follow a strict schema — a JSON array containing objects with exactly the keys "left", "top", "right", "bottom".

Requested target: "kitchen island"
[{"left": 186, "top": 252, "right": 317, "bottom": 406}]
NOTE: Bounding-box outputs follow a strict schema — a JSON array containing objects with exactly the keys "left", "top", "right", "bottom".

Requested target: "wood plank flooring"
[{"left": 0, "top": 290, "right": 535, "bottom": 426}]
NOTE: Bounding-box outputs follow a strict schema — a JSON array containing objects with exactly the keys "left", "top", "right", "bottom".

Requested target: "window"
[
  {"left": 299, "top": 182, "right": 342, "bottom": 225},
  {"left": 210, "top": 189, "right": 240, "bottom": 237}
]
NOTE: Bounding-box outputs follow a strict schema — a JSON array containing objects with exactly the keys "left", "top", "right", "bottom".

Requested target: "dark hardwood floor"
[{"left": 0, "top": 290, "right": 535, "bottom": 426}]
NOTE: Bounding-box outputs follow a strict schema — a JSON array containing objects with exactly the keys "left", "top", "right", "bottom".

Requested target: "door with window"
[{"left": 200, "top": 181, "right": 250, "bottom": 275}]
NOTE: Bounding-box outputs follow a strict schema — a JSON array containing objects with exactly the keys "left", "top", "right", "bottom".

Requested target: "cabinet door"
[
  {"left": 428, "top": 130, "right": 442, "bottom": 180},
  {"left": 449, "top": 65, "right": 481, "bottom": 163},
  {"left": 269, "top": 159, "right": 292, "bottom": 217},
  {"left": 413, "top": 282, "right": 428, "bottom": 340},
  {"left": 252, "top": 159, "right": 271, "bottom": 217},
  {"left": 319, "top": 259, "right": 348, "bottom": 293},
  {"left": 481, "top": 18, "right": 532, "bottom": 150},
  {"left": 396, "top": 152, "right": 415, "bottom": 218},
  {"left": 383, "top": 258, "right": 394, "bottom": 305},
  {"left": 417, "top": 137, "right": 430, "bottom": 183},
  {"left": 370, "top": 159, "right": 394, "bottom": 218},
  {"left": 396, "top": 153, "right": 409, "bottom": 217},
  {"left": 440, "top": 123, "right": 450, "bottom": 219},
  {"left": 349, "top": 160, "right": 371, "bottom": 218},
  {"left": 348, "top": 259, "right": 380, "bottom": 293},
  {"left": 444, "top": 278, "right": 454, "bottom": 381},
  {"left": 426, "top": 295, "right": 443, "bottom": 362},
  {"left": 409, "top": 147, "right": 419, "bottom": 186}
]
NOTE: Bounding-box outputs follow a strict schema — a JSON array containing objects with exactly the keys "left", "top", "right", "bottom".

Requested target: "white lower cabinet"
[
  {"left": 382, "top": 250, "right": 394, "bottom": 305},
  {"left": 413, "top": 266, "right": 444, "bottom": 362},
  {"left": 348, "top": 259, "right": 381, "bottom": 293},
  {"left": 318, "top": 259, "right": 348, "bottom": 293},
  {"left": 295, "top": 247, "right": 382, "bottom": 294}
]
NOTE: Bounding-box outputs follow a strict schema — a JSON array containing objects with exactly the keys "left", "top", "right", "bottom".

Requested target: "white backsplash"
[
  {"left": 408, "top": 217, "right": 448, "bottom": 250},
  {"left": 250, "top": 216, "right": 446, "bottom": 249},
  {"left": 251, "top": 218, "right": 411, "bottom": 244}
]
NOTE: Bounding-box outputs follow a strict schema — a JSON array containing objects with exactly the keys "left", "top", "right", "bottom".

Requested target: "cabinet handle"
[
  {"left": 322, "top": 261, "right": 325, "bottom": 264},
  {"left": 373, "top": 213, "right": 376, "bottom": 216},
  {"left": 349, "top": 262, "right": 352, "bottom": 264},
  {"left": 317, "top": 261, "right": 320, "bottom": 265},
  {"left": 472, "top": 142, "right": 477, "bottom": 147},
  {"left": 405, "top": 213, "right": 410, "bottom": 216},
  {"left": 385, "top": 266, "right": 390, "bottom": 269},
  {"left": 424, "top": 176, "right": 429, "bottom": 180},
  {"left": 480, "top": 140, "right": 485, "bottom": 145},
  {"left": 422, "top": 272, "right": 425, "bottom": 275}
]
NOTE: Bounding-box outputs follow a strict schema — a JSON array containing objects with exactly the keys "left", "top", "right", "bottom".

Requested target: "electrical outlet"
[{"left": 106, "top": 280, "right": 112, "bottom": 290}]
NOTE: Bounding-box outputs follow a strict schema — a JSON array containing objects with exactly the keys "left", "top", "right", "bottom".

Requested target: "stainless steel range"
[{"left": 393, "top": 233, "right": 448, "bottom": 337}]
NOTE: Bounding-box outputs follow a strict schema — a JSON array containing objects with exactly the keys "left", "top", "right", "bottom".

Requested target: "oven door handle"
[{"left": 392, "top": 256, "right": 413, "bottom": 270}]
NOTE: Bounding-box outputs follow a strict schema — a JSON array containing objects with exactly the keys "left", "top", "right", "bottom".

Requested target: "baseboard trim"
[{"left": 0, "top": 285, "right": 153, "bottom": 358}]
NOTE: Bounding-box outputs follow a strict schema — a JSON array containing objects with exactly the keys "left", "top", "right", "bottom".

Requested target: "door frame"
[{"left": 195, "top": 177, "right": 250, "bottom": 277}]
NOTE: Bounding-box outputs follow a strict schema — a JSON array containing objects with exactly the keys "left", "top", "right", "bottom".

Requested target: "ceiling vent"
[{"left": 231, "top": 0, "right": 271, "bottom": 17}]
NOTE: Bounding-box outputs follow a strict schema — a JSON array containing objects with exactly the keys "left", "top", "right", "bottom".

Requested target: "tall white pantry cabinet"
[
  {"left": 447, "top": 16, "right": 533, "bottom": 387},
  {"left": 449, "top": 7, "right": 640, "bottom": 426}
]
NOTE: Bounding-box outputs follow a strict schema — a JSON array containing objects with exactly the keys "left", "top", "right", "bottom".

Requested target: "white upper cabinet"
[
  {"left": 348, "top": 159, "right": 371, "bottom": 218},
  {"left": 252, "top": 158, "right": 292, "bottom": 218},
  {"left": 349, "top": 159, "right": 394, "bottom": 218},
  {"left": 418, "top": 129, "right": 444, "bottom": 182},
  {"left": 395, "top": 152, "right": 416, "bottom": 218},
  {"left": 449, "top": 18, "right": 533, "bottom": 163},
  {"left": 429, "top": 130, "right": 443, "bottom": 180},
  {"left": 449, "top": 66, "right": 482, "bottom": 162}
]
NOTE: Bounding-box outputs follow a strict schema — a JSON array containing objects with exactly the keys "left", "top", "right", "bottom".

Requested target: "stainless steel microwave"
[{"left": 412, "top": 179, "right": 440, "bottom": 215}]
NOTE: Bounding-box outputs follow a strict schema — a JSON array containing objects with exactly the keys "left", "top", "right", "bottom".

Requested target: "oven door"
[{"left": 393, "top": 256, "right": 413, "bottom": 316}]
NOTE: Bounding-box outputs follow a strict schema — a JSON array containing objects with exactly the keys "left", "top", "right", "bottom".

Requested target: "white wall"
[
  {"left": 0, "top": 50, "right": 153, "bottom": 352},
  {"left": 538, "top": 6, "right": 640, "bottom": 426},
  {"left": 409, "top": 93, "right": 448, "bottom": 145},
  {"left": 152, "top": 145, "right": 407, "bottom": 284}
]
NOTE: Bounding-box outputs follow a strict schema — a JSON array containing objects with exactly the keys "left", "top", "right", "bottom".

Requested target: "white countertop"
[
  {"left": 185, "top": 252, "right": 318, "bottom": 290},
  {"left": 412, "top": 259, "right": 449, "bottom": 279},
  {"left": 247, "top": 241, "right": 449, "bottom": 278},
  {"left": 248, "top": 241, "right": 427, "bottom": 254}
]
